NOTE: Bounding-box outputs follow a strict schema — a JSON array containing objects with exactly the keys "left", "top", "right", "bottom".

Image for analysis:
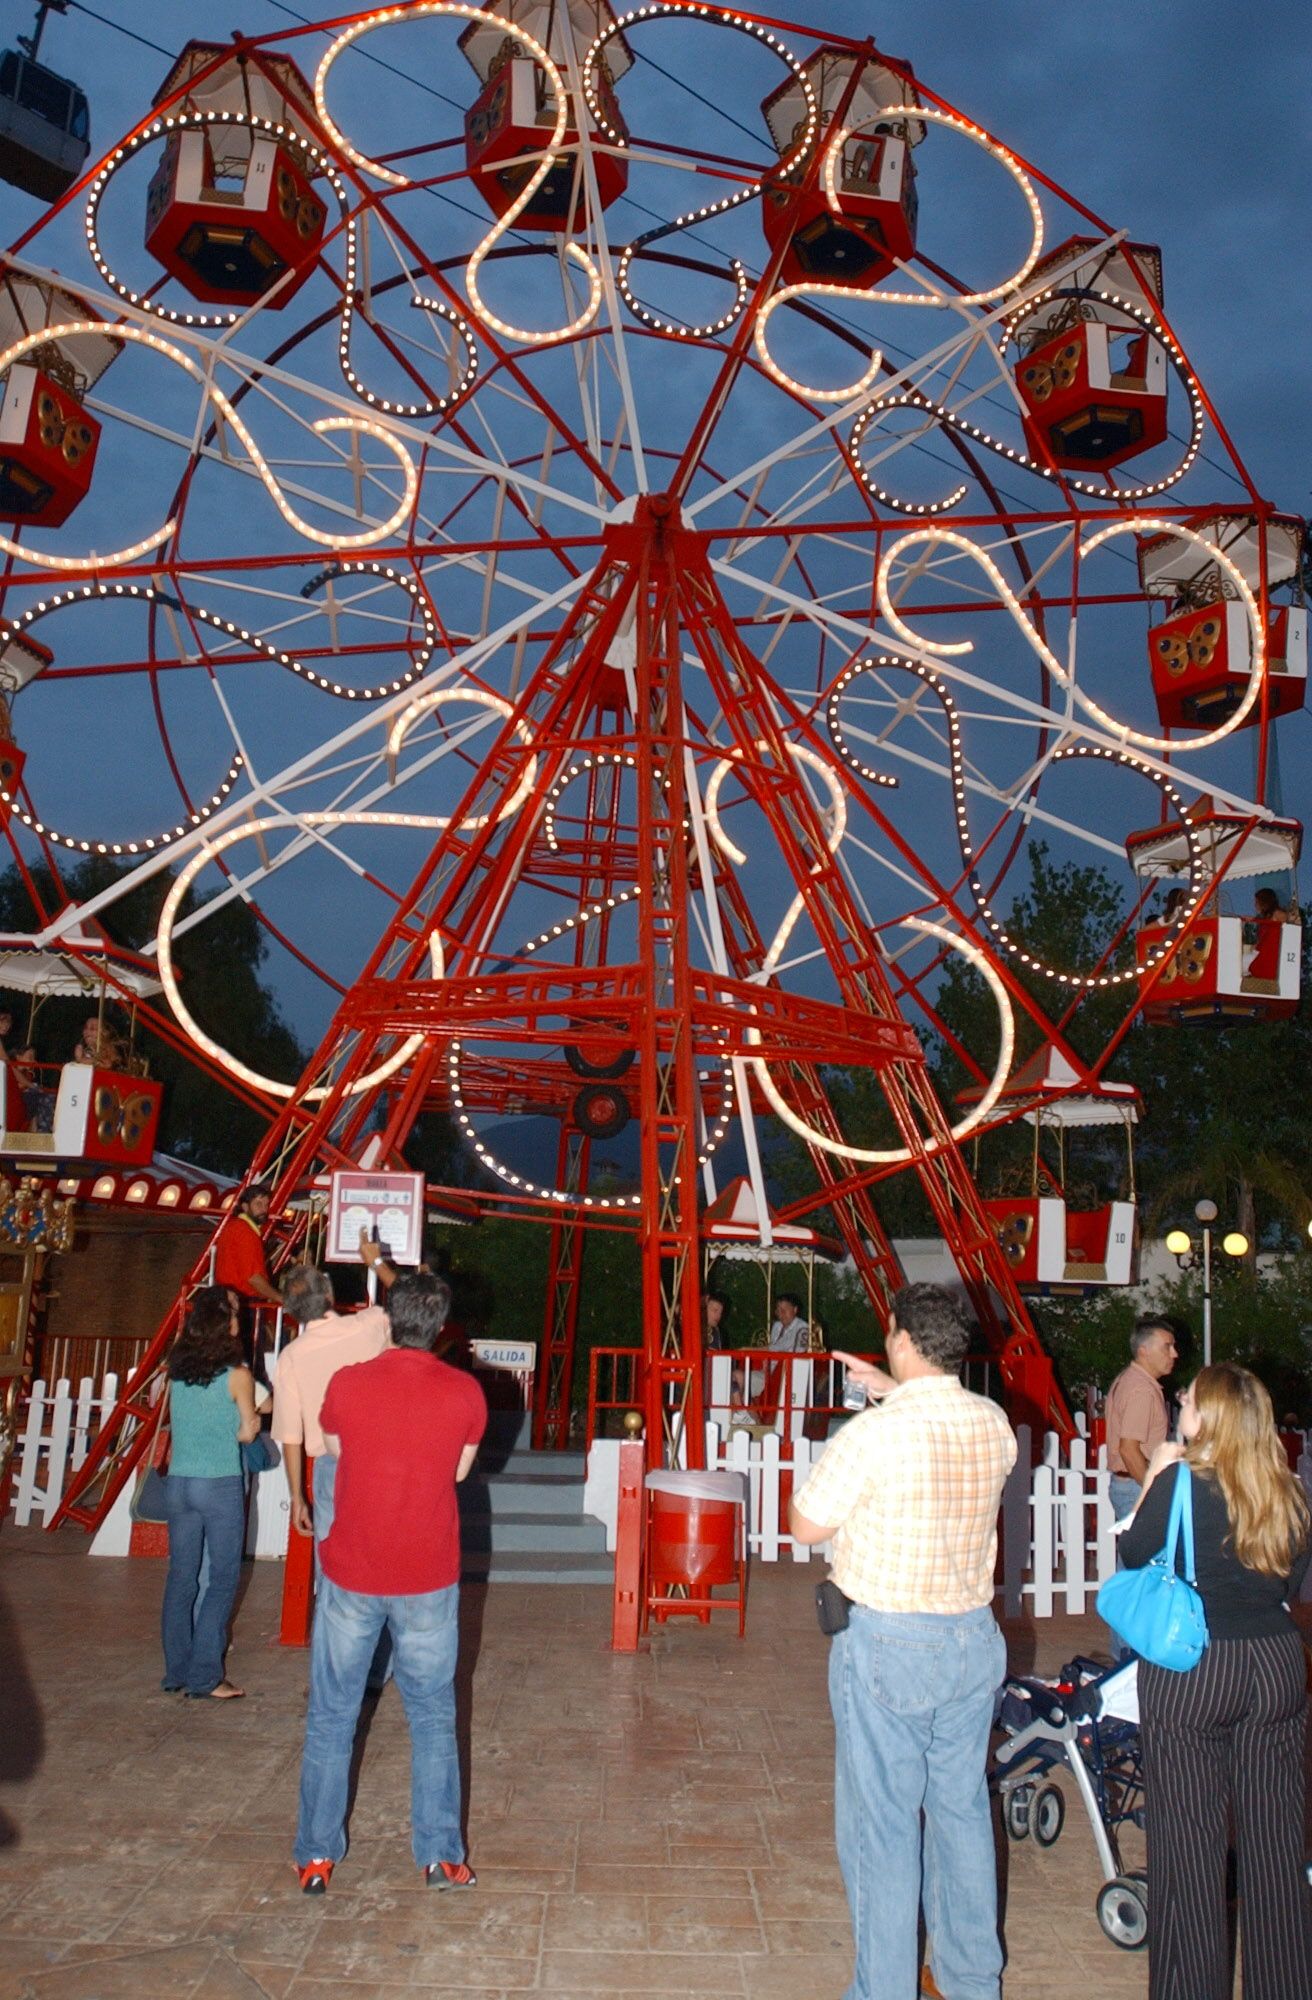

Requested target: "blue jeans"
[
  {"left": 310, "top": 1454, "right": 392, "bottom": 1690},
  {"left": 828, "top": 1604, "right": 1006, "bottom": 2000},
  {"left": 295, "top": 1575, "right": 462, "bottom": 1869},
  {"left": 160, "top": 1474, "right": 246, "bottom": 1694}
]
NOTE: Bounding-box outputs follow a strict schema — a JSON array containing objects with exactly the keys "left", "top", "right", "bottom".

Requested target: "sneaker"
[
  {"left": 297, "top": 1859, "right": 333, "bottom": 1895},
  {"left": 424, "top": 1860, "right": 476, "bottom": 1890}
]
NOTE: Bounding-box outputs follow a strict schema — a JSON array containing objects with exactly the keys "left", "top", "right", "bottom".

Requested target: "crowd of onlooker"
[{"left": 151, "top": 1215, "right": 1312, "bottom": 1998}]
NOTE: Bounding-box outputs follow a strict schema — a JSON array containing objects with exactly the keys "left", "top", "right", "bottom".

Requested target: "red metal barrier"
[
  {"left": 610, "top": 1437, "right": 645, "bottom": 1653},
  {"left": 588, "top": 1346, "right": 645, "bottom": 1446},
  {"left": 279, "top": 1453, "right": 316, "bottom": 1647}
]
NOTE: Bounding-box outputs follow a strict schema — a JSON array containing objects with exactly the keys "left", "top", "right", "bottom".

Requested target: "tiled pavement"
[{"left": 2, "top": 1529, "right": 1300, "bottom": 2000}]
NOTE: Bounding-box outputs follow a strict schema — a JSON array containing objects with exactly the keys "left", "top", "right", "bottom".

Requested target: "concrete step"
[
  {"left": 458, "top": 1436, "right": 607, "bottom": 1583},
  {"left": 459, "top": 1509, "right": 609, "bottom": 1554},
  {"left": 464, "top": 1474, "right": 590, "bottom": 1517},
  {"left": 461, "top": 1548, "right": 613, "bottom": 1586},
  {"left": 484, "top": 1447, "right": 586, "bottom": 1479}
]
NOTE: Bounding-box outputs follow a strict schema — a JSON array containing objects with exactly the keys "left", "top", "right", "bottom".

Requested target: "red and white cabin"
[
  {"left": 1128, "top": 804, "right": 1302, "bottom": 1023},
  {"left": 460, "top": 0, "right": 632, "bottom": 232},
  {"left": 1138, "top": 512, "right": 1307, "bottom": 732},
  {"left": 0, "top": 1059, "right": 162, "bottom": 1167},
  {"left": 0, "top": 270, "right": 119, "bottom": 530},
  {"left": 144, "top": 44, "right": 325, "bottom": 308},
  {"left": 0, "top": 628, "right": 48, "bottom": 819},
  {"left": 0, "top": 937, "right": 166, "bottom": 1168},
  {"left": 962, "top": 1047, "right": 1140, "bottom": 1296},
  {"left": 760, "top": 50, "right": 923, "bottom": 290},
  {"left": 1008, "top": 239, "right": 1167, "bottom": 473}
]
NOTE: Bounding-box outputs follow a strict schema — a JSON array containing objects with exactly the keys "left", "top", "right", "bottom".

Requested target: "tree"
[{"left": 0, "top": 856, "right": 305, "bottom": 1175}]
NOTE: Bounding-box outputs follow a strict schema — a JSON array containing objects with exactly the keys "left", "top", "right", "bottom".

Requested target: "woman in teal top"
[{"left": 163, "top": 1286, "right": 261, "bottom": 1698}]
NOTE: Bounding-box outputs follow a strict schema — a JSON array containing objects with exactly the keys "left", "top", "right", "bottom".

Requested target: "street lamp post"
[{"left": 1166, "top": 1197, "right": 1249, "bottom": 1368}]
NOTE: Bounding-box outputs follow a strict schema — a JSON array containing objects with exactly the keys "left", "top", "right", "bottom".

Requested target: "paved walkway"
[{"left": 0, "top": 1527, "right": 1284, "bottom": 2000}]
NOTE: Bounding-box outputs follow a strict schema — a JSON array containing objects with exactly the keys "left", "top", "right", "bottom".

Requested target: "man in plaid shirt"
[{"left": 790, "top": 1284, "right": 1017, "bottom": 2000}]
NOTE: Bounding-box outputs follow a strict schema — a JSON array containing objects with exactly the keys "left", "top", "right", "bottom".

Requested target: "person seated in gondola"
[
  {"left": 1242, "top": 885, "right": 1291, "bottom": 974},
  {"left": 72, "top": 1012, "right": 126, "bottom": 1068},
  {"left": 13, "top": 1044, "right": 54, "bottom": 1131},
  {"left": 1252, "top": 886, "right": 1290, "bottom": 923}
]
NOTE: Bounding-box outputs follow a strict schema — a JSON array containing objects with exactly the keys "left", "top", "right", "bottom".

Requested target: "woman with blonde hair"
[{"left": 1121, "top": 1361, "right": 1312, "bottom": 1999}]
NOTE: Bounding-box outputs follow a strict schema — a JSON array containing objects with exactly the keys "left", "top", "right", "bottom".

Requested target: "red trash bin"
[{"left": 645, "top": 1469, "right": 747, "bottom": 1634}]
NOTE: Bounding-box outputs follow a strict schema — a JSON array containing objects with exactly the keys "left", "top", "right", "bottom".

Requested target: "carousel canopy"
[
  {"left": 1137, "top": 512, "right": 1306, "bottom": 598},
  {"left": 0, "top": 266, "right": 121, "bottom": 393},
  {"left": 1006, "top": 236, "right": 1163, "bottom": 340},
  {"left": 701, "top": 1175, "right": 843, "bottom": 1261},
  {"left": 957, "top": 1044, "right": 1139, "bottom": 1128},
  {"left": 459, "top": 0, "right": 634, "bottom": 83},
  {"left": 0, "top": 934, "right": 163, "bottom": 998},
  {"left": 1126, "top": 800, "right": 1302, "bottom": 883}
]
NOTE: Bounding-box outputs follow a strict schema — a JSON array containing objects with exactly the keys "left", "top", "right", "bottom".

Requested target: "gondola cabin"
[
  {"left": 0, "top": 43, "right": 89, "bottom": 203},
  {"left": 1008, "top": 239, "right": 1167, "bottom": 472},
  {"left": 459, "top": 0, "right": 632, "bottom": 231},
  {"left": 144, "top": 44, "right": 325, "bottom": 309},
  {"left": 1127, "top": 803, "right": 1302, "bottom": 1023},
  {"left": 0, "top": 939, "right": 164, "bottom": 1167},
  {"left": 962, "top": 1048, "right": 1139, "bottom": 1296},
  {"left": 0, "top": 1059, "right": 161, "bottom": 1167},
  {"left": 0, "top": 626, "right": 48, "bottom": 830},
  {"left": 760, "top": 49, "right": 922, "bottom": 289},
  {"left": 0, "top": 270, "right": 118, "bottom": 531},
  {"left": 1138, "top": 512, "right": 1307, "bottom": 733}
]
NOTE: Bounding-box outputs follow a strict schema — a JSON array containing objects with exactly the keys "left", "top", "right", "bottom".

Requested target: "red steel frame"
[{"left": 54, "top": 491, "right": 1071, "bottom": 1540}]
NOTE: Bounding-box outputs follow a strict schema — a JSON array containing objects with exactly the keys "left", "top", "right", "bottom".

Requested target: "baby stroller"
[{"left": 992, "top": 1654, "right": 1149, "bottom": 1949}]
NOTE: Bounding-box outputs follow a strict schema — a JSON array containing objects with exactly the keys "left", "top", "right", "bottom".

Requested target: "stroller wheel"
[
  {"left": 1096, "top": 1874, "right": 1148, "bottom": 1951},
  {"left": 1004, "top": 1788, "right": 1032, "bottom": 1841},
  {"left": 1029, "top": 1783, "right": 1065, "bottom": 1848}
]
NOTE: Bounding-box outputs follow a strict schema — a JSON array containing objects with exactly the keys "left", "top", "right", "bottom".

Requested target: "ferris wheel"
[{"left": 2, "top": 3, "right": 1303, "bottom": 1493}]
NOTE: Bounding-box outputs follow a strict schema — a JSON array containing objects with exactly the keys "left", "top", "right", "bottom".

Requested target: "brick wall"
[{"left": 36, "top": 1208, "right": 213, "bottom": 1385}]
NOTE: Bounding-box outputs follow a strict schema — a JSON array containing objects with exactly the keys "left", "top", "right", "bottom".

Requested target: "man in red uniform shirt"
[
  {"left": 212, "top": 1185, "right": 281, "bottom": 1310},
  {"left": 292, "top": 1271, "right": 486, "bottom": 1896}
]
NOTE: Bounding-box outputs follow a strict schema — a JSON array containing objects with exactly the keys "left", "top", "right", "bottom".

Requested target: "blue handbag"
[
  {"left": 241, "top": 1431, "right": 280, "bottom": 1475},
  {"left": 1096, "top": 1462, "right": 1209, "bottom": 1671}
]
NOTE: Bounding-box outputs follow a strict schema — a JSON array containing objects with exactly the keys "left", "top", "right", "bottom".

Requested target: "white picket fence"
[
  {"left": 12, "top": 1373, "right": 122, "bottom": 1528},
  {"left": 708, "top": 1420, "right": 1122, "bottom": 1614},
  {"left": 587, "top": 1422, "right": 1134, "bottom": 1618},
  {"left": 7, "top": 1372, "right": 290, "bottom": 1559}
]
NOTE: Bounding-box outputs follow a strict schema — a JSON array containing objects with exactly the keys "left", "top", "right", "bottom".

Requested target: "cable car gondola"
[{"left": 0, "top": 4, "right": 89, "bottom": 205}]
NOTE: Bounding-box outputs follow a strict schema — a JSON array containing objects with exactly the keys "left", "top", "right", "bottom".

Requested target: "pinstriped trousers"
[{"left": 1139, "top": 1629, "right": 1312, "bottom": 2000}]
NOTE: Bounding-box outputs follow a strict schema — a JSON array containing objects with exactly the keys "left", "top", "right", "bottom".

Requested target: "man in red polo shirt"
[{"left": 292, "top": 1271, "right": 486, "bottom": 1896}]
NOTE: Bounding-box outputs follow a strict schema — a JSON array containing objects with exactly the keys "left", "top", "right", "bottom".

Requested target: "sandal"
[{"left": 187, "top": 1679, "right": 245, "bottom": 1700}]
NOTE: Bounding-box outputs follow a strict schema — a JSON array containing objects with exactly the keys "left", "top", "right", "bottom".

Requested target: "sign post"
[{"left": 326, "top": 1170, "right": 425, "bottom": 1267}]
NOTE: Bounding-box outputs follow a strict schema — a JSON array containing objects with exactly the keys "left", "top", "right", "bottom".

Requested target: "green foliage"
[
  {"left": 1034, "top": 1254, "right": 1312, "bottom": 1421},
  {"left": 0, "top": 856, "right": 304, "bottom": 1175}
]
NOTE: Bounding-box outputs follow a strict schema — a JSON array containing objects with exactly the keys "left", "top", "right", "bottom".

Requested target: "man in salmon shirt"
[
  {"left": 272, "top": 1236, "right": 393, "bottom": 1552},
  {"left": 292, "top": 1271, "right": 486, "bottom": 1897}
]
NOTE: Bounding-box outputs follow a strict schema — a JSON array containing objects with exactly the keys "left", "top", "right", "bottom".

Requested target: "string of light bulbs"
[
  {"left": 825, "top": 651, "right": 1207, "bottom": 990},
  {"left": 876, "top": 517, "right": 1265, "bottom": 756},
  {"left": 848, "top": 288, "right": 1205, "bottom": 513},
  {"left": 0, "top": 320, "right": 418, "bottom": 569},
  {"left": 582, "top": 3, "right": 817, "bottom": 341},
  {"left": 313, "top": 4, "right": 604, "bottom": 348},
  {"left": 753, "top": 102, "right": 1045, "bottom": 405},
  {"left": 82, "top": 105, "right": 479, "bottom": 419}
]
